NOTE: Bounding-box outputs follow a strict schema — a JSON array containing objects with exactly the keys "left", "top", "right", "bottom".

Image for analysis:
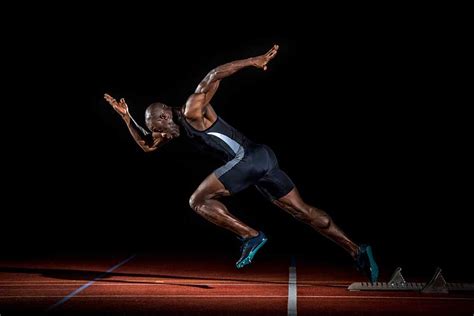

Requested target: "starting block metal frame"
[{"left": 348, "top": 267, "right": 474, "bottom": 293}]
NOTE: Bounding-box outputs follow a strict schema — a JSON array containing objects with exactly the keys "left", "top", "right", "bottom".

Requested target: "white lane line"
[
  {"left": 46, "top": 254, "right": 136, "bottom": 311},
  {"left": 288, "top": 256, "right": 297, "bottom": 316}
]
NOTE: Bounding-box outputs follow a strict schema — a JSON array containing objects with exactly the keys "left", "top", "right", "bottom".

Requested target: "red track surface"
[{"left": 0, "top": 253, "right": 473, "bottom": 315}]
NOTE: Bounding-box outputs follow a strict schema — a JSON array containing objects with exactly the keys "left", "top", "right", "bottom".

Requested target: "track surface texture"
[{"left": 0, "top": 253, "right": 473, "bottom": 315}]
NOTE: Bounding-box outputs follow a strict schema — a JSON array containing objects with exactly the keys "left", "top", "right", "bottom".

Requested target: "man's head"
[{"left": 145, "top": 102, "right": 180, "bottom": 139}]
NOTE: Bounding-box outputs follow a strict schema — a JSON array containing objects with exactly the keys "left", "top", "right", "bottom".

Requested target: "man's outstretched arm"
[
  {"left": 185, "top": 45, "right": 279, "bottom": 118},
  {"left": 104, "top": 94, "right": 167, "bottom": 152}
]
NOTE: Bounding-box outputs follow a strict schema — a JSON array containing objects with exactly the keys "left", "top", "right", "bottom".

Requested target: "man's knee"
[
  {"left": 190, "top": 192, "right": 216, "bottom": 217},
  {"left": 189, "top": 193, "right": 204, "bottom": 214}
]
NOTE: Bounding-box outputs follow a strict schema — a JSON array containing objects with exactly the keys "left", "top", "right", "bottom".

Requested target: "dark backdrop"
[{"left": 2, "top": 6, "right": 472, "bottom": 279}]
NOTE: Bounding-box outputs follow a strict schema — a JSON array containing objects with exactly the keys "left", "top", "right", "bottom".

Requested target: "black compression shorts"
[{"left": 214, "top": 144, "right": 295, "bottom": 201}]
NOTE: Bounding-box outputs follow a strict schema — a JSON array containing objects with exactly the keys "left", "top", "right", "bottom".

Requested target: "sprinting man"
[{"left": 104, "top": 45, "right": 379, "bottom": 282}]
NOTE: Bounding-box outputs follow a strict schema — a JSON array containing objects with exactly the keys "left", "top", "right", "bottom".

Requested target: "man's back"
[{"left": 176, "top": 109, "right": 253, "bottom": 163}]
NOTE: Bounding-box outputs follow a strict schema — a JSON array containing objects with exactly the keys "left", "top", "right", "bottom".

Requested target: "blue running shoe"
[
  {"left": 355, "top": 244, "right": 379, "bottom": 283},
  {"left": 236, "top": 232, "right": 267, "bottom": 269}
]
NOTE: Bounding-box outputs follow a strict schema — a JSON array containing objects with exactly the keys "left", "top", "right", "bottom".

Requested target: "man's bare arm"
[
  {"left": 104, "top": 94, "right": 167, "bottom": 152},
  {"left": 185, "top": 45, "right": 279, "bottom": 118}
]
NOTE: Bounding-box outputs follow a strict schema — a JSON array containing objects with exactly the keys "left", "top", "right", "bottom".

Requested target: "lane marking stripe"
[
  {"left": 288, "top": 256, "right": 297, "bottom": 316},
  {"left": 46, "top": 254, "right": 136, "bottom": 311}
]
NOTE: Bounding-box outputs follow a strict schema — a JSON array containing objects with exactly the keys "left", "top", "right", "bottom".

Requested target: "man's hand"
[
  {"left": 104, "top": 93, "right": 168, "bottom": 152},
  {"left": 252, "top": 44, "right": 279, "bottom": 71},
  {"left": 104, "top": 93, "right": 129, "bottom": 118}
]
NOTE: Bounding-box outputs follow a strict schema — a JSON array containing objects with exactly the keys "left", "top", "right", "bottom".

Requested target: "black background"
[{"left": 2, "top": 5, "right": 472, "bottom": 279}]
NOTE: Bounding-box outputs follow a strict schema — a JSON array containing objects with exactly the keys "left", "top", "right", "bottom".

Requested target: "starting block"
[{"left": 348, "top": 267, "right": 474, "bottom": 293}]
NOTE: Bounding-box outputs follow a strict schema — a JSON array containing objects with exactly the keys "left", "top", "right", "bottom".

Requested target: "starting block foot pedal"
[{"left": 348, "top": 266, "right": 474, "bottom": 293}]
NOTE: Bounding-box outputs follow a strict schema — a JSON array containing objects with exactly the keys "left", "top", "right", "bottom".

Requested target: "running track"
[{"left": 0, "top": 253, "right": 473, "bottom": 315}]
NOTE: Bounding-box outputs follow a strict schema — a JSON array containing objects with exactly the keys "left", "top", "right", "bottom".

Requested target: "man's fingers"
[
  {"left": 104, "top": 94, "right": 117, "bottom": 104},
  {"left": 268, "top": 46, "right": 278, "bottom": 58},
  {"left": 265, "top": 51, "right": 277, "bottom": 60},
  {"left": 266, "top": 44, "right": 279, "bottom": 56}
]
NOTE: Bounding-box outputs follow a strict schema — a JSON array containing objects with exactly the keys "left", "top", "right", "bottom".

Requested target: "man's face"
[{"left": 145, "top": 105, "right": 180, "bottom": 139}]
